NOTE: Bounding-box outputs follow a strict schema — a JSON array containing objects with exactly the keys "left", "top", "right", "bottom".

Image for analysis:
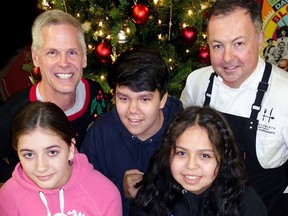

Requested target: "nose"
[
  {"left": 223, "top": 47, "right": 234, "bottom": 63},
  {"left": 128, "top": 100, "right": 139, "bottom": 113},
  {"left": 36, "top": 156, "right": 49, "bottom": 172},
  {"left": 58, "top": 53, "right": 70, "bottom": 67},
  {"left": 186, "top": 155, "right": 199, "bottom": 170}
]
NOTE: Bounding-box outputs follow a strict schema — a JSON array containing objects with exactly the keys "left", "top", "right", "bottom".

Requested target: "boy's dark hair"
[{"left": 108, "top": 45, "right": 169, "bottom": 99}]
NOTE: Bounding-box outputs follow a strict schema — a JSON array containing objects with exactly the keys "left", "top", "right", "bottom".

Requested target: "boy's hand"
[{"left": 123, "top": 169, "right": 144, "bottom": 198}]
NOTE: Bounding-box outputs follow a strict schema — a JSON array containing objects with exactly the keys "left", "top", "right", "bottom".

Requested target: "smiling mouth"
[
  {"left": 129, "top": 118, "right": 141, "bottom": 122},
  {"left": 224, "top": 66, "right": 237, "bottom": 70},
  {"left": 185, "top": 175, "right": 200, "bottom": 180},
  {"left": 55, "top": 73, "right": 73, "bottom": 79},
  {"left": 36, "top": 175, "right": 52, "bottom": 181}
]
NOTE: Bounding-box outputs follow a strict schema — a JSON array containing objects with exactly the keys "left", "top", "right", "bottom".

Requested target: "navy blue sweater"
[{"left": 80, "top": 96, "right": 183, "bottom": 216}]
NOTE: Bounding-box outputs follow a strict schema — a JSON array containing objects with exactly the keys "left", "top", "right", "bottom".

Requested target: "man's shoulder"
[
  {"left": 165, "top": 96, "right": 183, "bottom": 112},
  {"left": 271, "top": 65, "right": 288, "bottom": 80},
  {"left": 187, "top": 65, "right": 214, "bottom": 79},
  {"left": 84, "top": 78, "right": 103, "bottom": 91},
  {"left": 163, "top": 96, "right": 184, "bottom": 124},
  {"left": 269, "top": 65, "right": 288, "bottom": 91},
  {"left": 0, "top": 88, "right": 30, "bottom": 118},
  {"left": 90, "top": 108, "right": 116, "bottom": 128}
]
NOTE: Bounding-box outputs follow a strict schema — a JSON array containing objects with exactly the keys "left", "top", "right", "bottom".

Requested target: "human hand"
[{"left": 123, "top": 169, "right": 144, "bottom": 198}]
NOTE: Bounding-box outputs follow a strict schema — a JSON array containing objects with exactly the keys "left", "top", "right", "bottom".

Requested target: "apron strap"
[
  {"left": 250, "top": 62, "right": 272, "bottom": 120},
  {"left": 204, "top": 62, "right": 272, "bottom": 120},
  {"left": 204, "top": 72, "right": 217, "bottom": 106}
]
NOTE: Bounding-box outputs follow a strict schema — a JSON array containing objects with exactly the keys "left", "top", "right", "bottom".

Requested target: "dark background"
[{"left": 0, "top": 0, "right": 39, "bottom": 69}]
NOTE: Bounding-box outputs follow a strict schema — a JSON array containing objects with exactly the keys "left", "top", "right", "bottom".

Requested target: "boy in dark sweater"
[{"left": 80, "top": 46, "right": 183, "bottom": 216}]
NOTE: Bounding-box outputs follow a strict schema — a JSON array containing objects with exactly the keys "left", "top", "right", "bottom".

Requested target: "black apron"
[{"left": 203, "top": 62, "right": 288, "bottom": 213}]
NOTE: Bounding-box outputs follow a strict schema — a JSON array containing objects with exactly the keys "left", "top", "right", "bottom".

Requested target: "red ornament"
[
  {"left": 93, "top": 41, "right": 112, "bottom": 64},
  {"left": 198, "top": 46, "right": 210, "bottom": 64},
  {"left": 131, "top": 4, "right": 150, "bottom": 25},
  {"left": 181, "top": 26, "right": 198, "bottom": 45},
  {"left": 32, "top": 67, "right": 42, "bottom": 80},
  {"left": 202, "top": 10, "right": 208, "bottom": 18}
]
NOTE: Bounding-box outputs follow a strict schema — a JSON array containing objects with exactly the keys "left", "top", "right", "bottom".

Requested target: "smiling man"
[{"left": 0, "top": 10, "right": 107, "bottom": 183}]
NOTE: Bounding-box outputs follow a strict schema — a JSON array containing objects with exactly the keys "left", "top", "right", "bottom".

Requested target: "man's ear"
[
  {"left": 258, "top": 30, "right": 264, "bottom": 51},
  {"left": 31, "top": 48, "right": 39, "bottom": 67}
]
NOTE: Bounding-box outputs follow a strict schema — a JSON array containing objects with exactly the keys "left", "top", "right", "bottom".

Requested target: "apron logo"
[{"left": 262, "top": 108, "right": 275, "bottom": 123}]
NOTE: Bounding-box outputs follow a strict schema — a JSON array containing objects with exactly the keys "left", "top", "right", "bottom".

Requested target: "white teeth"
[
  {"left": 185, "top": 175, "right": 199, "bottom": 180},
  {"left": 56, "top": 73, "right": 73, "bottom": 79},
  {"left": 129, "top": 119, "right": 141, "bottom": 122}
]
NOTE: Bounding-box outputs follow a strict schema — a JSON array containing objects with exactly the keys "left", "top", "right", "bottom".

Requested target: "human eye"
[
  {"left": 140, "top": 97, "right": 151, "bottom": 102},
  {"left": 200, "top": 151, "right": 216, "bottom": 159},
  {"left": 234, "top": 41, "right": 245, "bottom": 50},
  {"left": 48, "top": 150, "right": 59, "bottom": 156},
  {"left": 235, "top": 41, "right": 244, "bottom": 46},
  {"left": 119, "top": 96, "right": 128, "bottom": 102},
  {"left": 23, "top": 152, "right": 34, "bottom": 159},
  {"left": 68, "top": 50, "right": 78, "bottom": 56},
  {"left": 211, "top": 43, "right": 222, "bottom": 50},
  {"left": 201, "top": 153, "right": 211, "bottom": 159},
  {"left": 47, "top": 50, "right": 57, "bottom": 56},
  {"left": 175, "top": 150, "right": 186, "bottom": 157}
]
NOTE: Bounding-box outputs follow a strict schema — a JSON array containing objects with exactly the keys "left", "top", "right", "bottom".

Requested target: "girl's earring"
[{"left": 68, "top": 160, "right": 73, "bottom": 166}]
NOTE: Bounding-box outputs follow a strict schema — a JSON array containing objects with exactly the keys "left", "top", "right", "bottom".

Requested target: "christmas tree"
[{"left": 32, "top": 0, "right": 213, "bottom": 97}]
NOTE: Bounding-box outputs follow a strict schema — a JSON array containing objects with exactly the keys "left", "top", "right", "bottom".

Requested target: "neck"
[
  {"left": 137, "top": 110, "right": 164, "bottom": 141},
  {"left": 39, "top": 83, "right": 76, "bottom": 111}
]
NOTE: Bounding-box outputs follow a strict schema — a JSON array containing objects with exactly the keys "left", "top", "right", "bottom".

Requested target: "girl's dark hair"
[
  {"left": 11, "top": 101, "right": 75, "bottom": 150},
  {"left": 131, "top": 106, "right": 247, "bottom": 216}
]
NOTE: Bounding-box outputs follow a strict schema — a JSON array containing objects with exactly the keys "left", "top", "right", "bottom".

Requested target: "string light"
[
  {"left": 202, "top": 33, "right": 207, "bottom": 39},
  {"left": 200, "top": 2, "right": 210, "bottom": 10},
  {"left": 118, "top": 30, "right": 127, "bottom": 43},
  {"left": 41, "top": 0, "right": 51, "bottom": 10},
  {"left": 100, "top": 75, "right": 106, "bottom": 80},
  {"left": 88, "top": 44, "right": 93, "bottom": 50}
]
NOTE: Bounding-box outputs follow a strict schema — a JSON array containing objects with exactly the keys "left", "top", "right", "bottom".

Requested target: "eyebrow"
[
  {"left": 116, "top": 91, "right": 154, "bottom": 97},
  {"left": 175, "top": 146, "right": 215, "bottom": 152},
  {"left": 19, "top": 145, "right": 61, "bottom": 152}
]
